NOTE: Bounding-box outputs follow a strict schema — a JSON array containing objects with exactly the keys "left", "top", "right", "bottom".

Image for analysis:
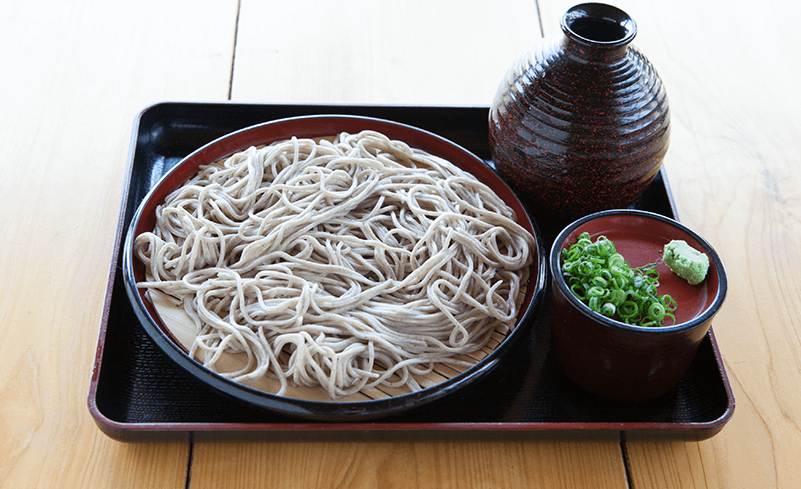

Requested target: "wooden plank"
[
  {"left": 0, "top": 0, "right": 238, "bottom": 487},
  {"left": 535, "top": 0, "right": 801, "bottom": 487},
  {"left": 188, "top": 441, "right": 627, "bottom": 489},
  {"left": 230, "top": 0, "right": 547, "bottom": 107}
]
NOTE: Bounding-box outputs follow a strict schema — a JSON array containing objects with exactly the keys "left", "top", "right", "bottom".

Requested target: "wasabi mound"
[{"left": 663, "top": 240, "right": 709, "bottom": 285}]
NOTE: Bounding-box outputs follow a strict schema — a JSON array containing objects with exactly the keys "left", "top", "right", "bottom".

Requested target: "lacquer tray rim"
[{"left": 87, "top": 101, "right": 735, "bottom": 442}]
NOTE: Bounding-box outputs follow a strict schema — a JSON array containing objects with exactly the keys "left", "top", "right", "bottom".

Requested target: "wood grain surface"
[
  {"left": 0, "top": 1, "right": 236, "bottom": 488},
  {"left": 1, "top": 0, "right": 799, "bottom": 487}
]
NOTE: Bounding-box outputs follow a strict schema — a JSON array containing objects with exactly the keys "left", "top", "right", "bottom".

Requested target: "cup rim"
[{"left": 549, "top": 209, "right": 727, "bottom": 334}]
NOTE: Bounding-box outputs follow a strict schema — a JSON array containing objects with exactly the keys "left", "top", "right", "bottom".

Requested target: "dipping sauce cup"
[{"left": 549, "top": 209, "right": 727, "bottom": 400}]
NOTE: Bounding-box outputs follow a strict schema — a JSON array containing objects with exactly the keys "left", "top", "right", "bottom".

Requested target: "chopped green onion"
[
  {"left": 561, "top": 232, "right": 677, "bottom": 327},
  {"left": 600, "top": 303, "right": 616, "bottom": 317}
]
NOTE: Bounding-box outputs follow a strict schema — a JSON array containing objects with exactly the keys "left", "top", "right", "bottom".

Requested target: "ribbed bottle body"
[{"left": 489, "top": 3, "right": 670, "bottom": 220}]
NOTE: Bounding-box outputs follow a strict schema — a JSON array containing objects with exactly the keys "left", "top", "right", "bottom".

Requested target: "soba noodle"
[{"left": 133, "top": 130, "right": 535, "bottom": 399}]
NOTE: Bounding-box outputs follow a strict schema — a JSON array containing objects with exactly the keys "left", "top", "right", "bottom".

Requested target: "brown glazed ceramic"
[
  {"left": 489, "top": 3, "right": 670, "bottom": 220},
  {"left": 549, "top": 210, "right": 727, "bottom": 400}
]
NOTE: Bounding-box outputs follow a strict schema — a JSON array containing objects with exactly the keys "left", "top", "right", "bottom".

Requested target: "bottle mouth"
[{"left": 561, "top": 3, "right": 636, "bottom": 47}]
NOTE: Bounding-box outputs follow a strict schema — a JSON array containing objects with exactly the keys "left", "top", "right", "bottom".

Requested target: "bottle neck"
[{"left": 560, "top": 3, "right": 636, "bottom": 63}]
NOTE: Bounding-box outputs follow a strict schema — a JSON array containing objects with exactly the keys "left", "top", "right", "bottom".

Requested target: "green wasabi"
[{"left": 663, "top": 240, "right": 709, "bottom": 285}]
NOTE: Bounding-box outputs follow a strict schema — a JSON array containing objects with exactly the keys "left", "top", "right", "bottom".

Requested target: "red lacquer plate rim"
[{"left": 120, "top": 114, "right": 547, "bottom": 421}]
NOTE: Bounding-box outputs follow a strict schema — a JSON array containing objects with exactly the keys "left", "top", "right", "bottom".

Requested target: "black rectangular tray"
[{"left": 88, "top": 102, "right": 734, "bottom": 442}]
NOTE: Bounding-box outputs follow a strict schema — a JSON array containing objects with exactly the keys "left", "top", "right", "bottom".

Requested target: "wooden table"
[{"left": 2, "top": 0, "right": 798, "bottom": 487}]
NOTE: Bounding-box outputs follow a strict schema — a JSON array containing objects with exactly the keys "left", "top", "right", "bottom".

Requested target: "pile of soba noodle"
[{"left": 133, "top": 130, "right": 535, "bottom": 399}]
